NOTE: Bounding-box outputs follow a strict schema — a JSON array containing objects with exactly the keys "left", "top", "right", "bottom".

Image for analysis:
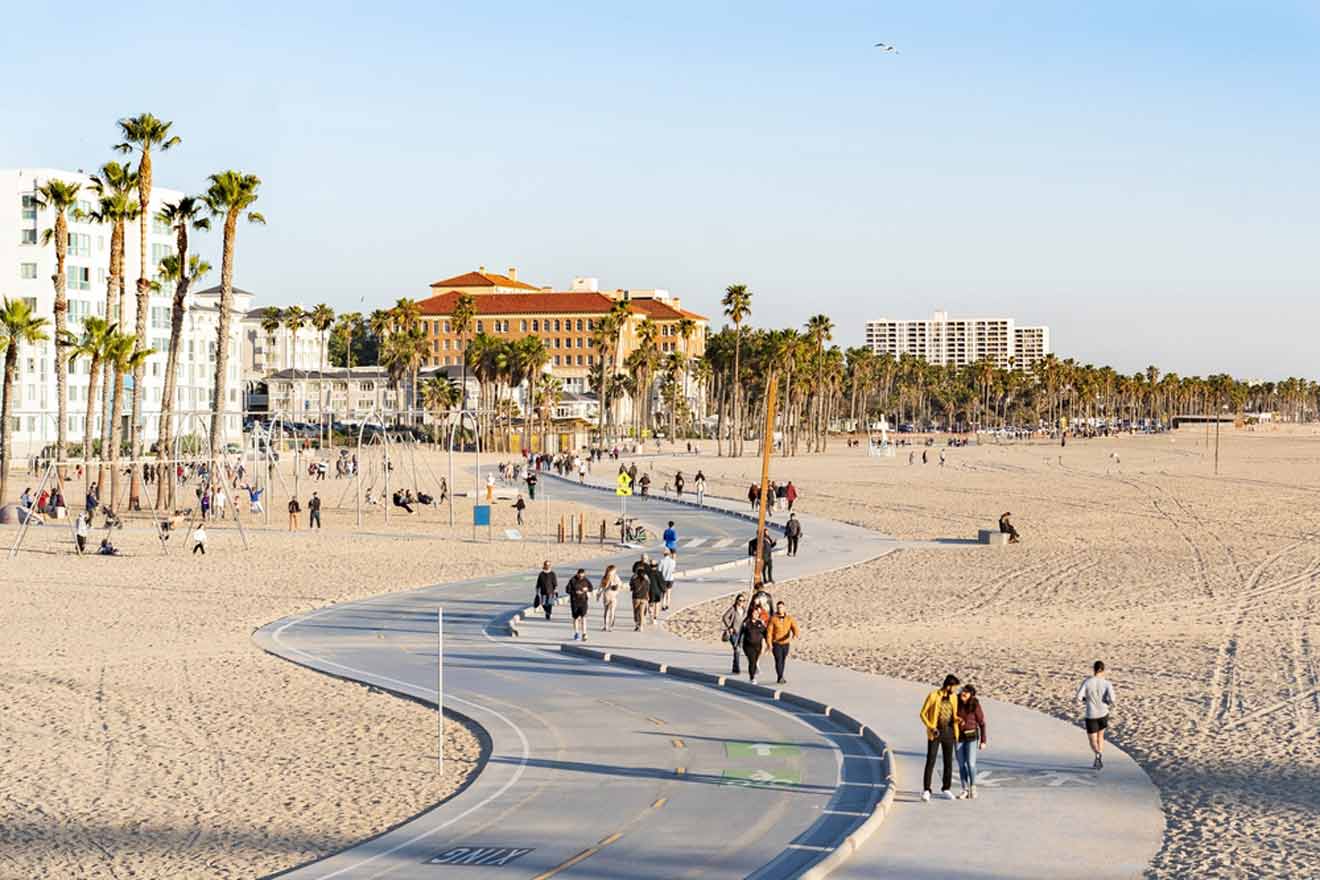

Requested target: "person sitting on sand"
[
  {"left": 999, "top": 512, "right": 1021, "bottom": 544},
  {"left": 98, "top": 538, "right": 120, "bottom": 556},
  {"left": 392, "top": 490, "right": 414, "bottom": 514}
]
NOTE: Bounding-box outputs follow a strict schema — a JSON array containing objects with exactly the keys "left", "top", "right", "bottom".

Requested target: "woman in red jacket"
[{"left": 956, "top": 685, "right": 988, "bottom": 799}]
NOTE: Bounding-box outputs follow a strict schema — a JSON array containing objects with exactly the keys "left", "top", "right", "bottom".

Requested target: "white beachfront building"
[
  {"left": 864, "top": 310, "right": 1051, "bottom": 371},
  {"left": 1, "top": 167, "right": 247, "bottom": 456}
]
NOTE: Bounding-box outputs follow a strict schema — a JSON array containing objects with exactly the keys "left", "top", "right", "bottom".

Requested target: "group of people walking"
[
  {"left": 721, "top": 590, "right": 800, "bottom": 685},
  {"left": 534, "top": 550, "right": 679, "bottom": 638}
]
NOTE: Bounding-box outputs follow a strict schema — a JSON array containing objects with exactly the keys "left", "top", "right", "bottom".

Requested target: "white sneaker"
[
  {"left": 970, "top": 785, "right": 978, "bottom": 800},
  {"left": 956, "top": 788, "right": 969, "bottom": 800},
  {"left": 921, "top": 790, "right": 931, "bottom": 802},
  {"left": 941, "top": 790, "right": 956, "bottom": 800}
]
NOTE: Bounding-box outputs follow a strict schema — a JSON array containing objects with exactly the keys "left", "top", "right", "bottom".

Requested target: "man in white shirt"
[
  {"left": 1077, "top": 660, "right": 1116, "bottom": 769},
  {"left": 658, "top": 549, "right": 677, "bottom": 611}
]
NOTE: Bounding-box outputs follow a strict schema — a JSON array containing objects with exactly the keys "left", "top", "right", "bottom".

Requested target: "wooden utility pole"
[{"left": 753, "top": 377, "right": 779, "bottom": 587}]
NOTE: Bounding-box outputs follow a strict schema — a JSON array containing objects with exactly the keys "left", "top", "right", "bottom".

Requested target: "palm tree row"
[{"left": 19, "top": 113, "right": 264, "bottom": 510}]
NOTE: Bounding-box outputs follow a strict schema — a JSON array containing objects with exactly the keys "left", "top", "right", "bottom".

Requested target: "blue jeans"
[{"left": 956, "top": 735, "right": 979, "bottom": 787}]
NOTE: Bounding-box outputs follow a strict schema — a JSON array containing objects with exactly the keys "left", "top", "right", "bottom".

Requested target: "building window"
[
  {"left": 66, "top": 266, "right": 91, "bottom": 290},
  {"left": 21, "top": 194, "right": 36, "bottom": 220},
  {"left": 151, "top": 306, "right": 170, "bottom": 329},
  {"left": 476, "top": 320, "right": 484, "bottom": 332},
  {"left": 554, "top": 338, "right": 561, "bottom": 348},
  {"left": 443, "top": 321, "right": 450, "bottom": 332},
  {"left": 151, "top": 243, "right": 172, "bottom": 265},
  {"left": 554, "top": 355, "right": 560, "bottom": 365},
  {"left": 576, "top": 319, "right": 584, "bottom": 331},
  {"left": 67, "top": 232, "right": 91, "bottom": 257},
  {"left": 69, "top": 300, "right": 90, "bottom": 322},
  {"left": 361, "top": 381, "right": 374, "bottom": 391},
  {"left": 19, "top": 263, "right": 37, "bottom": 279},
  {"left": 520, "top": 320, "right": 527, "bottom": 332},
  {"left": 532, "top": 319, "right": 539, "bottom": 331},
  {"left": 20, "top": 229, "right": 37, "bottom": 245},
  {"left": 554, "top": 319, "right": 561, "bottom": 331}
]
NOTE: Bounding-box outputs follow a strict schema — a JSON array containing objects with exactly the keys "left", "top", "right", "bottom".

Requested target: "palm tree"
[
  {"left": 420, "top": 375, "right": 459, "bottom": 444},
  {"left": 333, "top": 312, "right": 362, "bottom": 368},
  {"left": 0, "top": 299, "right": 51, "bottom": 504},
  {"left": 283, "top": 305, "right": 307, "bottom": 421},
  {"left": 382, "top": 327, "right": 429, "bottom": 422},
  {"left": 721, "top": 284, "right": 752, "bottom": 455},
  {"left": 310, "top": 304, "right": 335, "bottom": 437},
  {"left": 392, "top": 298, "right": 422, "bottom": 419},
  {"left": 105, "top": 333, "right": 153, "bottom": 509},
  {"left": 664, "top": 350, "right": 687, "bottom": 440},
  {"left": 202, "top": 171, "right": 264, "bottom": 458},
  {"left": 63, "top": 316, "right": 117, "bottom": 492},
  {"left": 450, "top": 293, "right": 477, "bottom": 412},
  {"left": 115, "top": 114, "right": 181, "bottom": 493},
  {"left": 676, "top": 316, "right": 697, "bottom": 425},
  {"left": 34, "top": 178, "right": 82, "bottom": 469},
  {"left": 260, "top": 307, "right": 283, "bottom": 370},
  {"left": 88, "top": 162, "right": 139, "bottom": 456},
  {"left": 153, "top": 252, "right": 209, "bottom": 506},
  {"left": 152, "top": 196, "right": 209, "bottom": 509}
]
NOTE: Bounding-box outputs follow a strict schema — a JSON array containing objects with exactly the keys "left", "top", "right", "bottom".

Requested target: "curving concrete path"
[{"left": 254, "top": 462, "right": 1162, "bottom": 879}]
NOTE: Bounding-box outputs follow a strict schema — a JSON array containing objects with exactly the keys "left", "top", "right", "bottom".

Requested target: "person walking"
[
  {"left": 192, "top": 523, "right": 208, "bottom": 555},
  {"left": 674, "top": 471, "right": 685, "bottom": 497},
  {"left": 630, "top": 562, "right": 651, "bottom": 631},
  {"left": 308, "top": 491, "right": 322, "bottom": 529},
  {"left": 287, "top": 495, "right": 301, "bottom": 530},
  {"left": 955, "top": 685, "right": 988, "bottom": 799},
  {"left": 647, "top": 555, "right": 665, "bottom": 623},
  {"left": 784, "top": 513, "right": 802, "bottom": 557},
  {"left": 567, "top": 568, "right": 593, "bottom": 641},
  {"left": 536, "top": 561, "right": 559, "bottom": 621},
  {"left": 214, "top": 485, "right": 228, "bottom": 520},
  {"left": 598, "top": 564, "right": 621, "bottom": 631},
  {"left": 1077, "top": 660, "right": 1116, "bottom": 769},
  {"left": 658, "top": 548, "right": 677, "bottom": 610},
  {"left": 766, "top": 600, "right": 800, "bottom": 685},
  {"left": 785, "top": 481, "right": 798, "bottom": 511},
  {"left": 722, "top": 594, "right": 746, "bottom": 674},
  {"left": 919, "top": 674, "right": 962, "bottom": 801},
  {"left": 74, "top": 511, "right": 89, "bottom": 555},
  {"left": 759, "top": 530, "right": 777, "bottom": 584},
  {"left": 513, "top": 494, "right": 526, "bottom": 526},
  {"left": 526, "top": 470, "right": 538, "bottom": 501},
  {"left": 741, "top": 602, "right": 769, "bottom": 684},
  {"left": 748, "top": 483, "right": 759, "bottom": 511},
  {"left": 694, "top": 471, "right": 706, "bottom": 506}
]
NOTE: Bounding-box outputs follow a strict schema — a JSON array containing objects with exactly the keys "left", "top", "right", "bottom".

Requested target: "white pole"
[{"left": 437, "top": 606, "right": 444, "bottom": 774}]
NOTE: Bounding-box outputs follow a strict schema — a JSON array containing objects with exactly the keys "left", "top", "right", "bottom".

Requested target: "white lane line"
[
  {"left": 269, "top": 614, "right": 532, "bottom": 878},
  {"left": 685, "top": 537, "right": 708, "bottom": 548},
  {"left": 786, "top": 844, "right": 834, "bottom": 852},
  {"left": 711, "top": 538, "right": 734, "bottom": 549}
]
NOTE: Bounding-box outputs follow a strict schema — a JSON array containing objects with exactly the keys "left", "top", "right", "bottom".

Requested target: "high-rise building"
[
  {"left": 1, "top": 168, "right": 248, "bottom": 456},
  {"left": 864, "top": 310, "right": 1050, "bottom": 370}
]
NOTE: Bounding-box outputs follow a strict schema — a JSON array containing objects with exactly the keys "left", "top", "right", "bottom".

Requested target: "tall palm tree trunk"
[
  {"left": 209, "top": 214, "right": 237, "bottom": 457},
  {"left": 52, "top": 213, "right": 70, "bottom": 473}
]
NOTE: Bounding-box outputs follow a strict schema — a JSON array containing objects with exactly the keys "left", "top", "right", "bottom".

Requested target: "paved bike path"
[{"left": 514, "top": 469, "right": 1165, "bottom": 879}]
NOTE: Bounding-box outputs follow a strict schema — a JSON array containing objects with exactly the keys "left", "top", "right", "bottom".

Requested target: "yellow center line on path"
[
  {"left": 671, "top": 738, "right": 686, "bottom": 749},
  {"left": 647, "top": 716, "right": 667, "bottom": 726},
  {"left": 529, "top": 803, "right": 665, "bottom": 879}
]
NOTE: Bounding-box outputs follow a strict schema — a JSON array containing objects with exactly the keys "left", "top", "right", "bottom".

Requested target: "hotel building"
[
  {"left": 417, "top": 268, "right": 709, "bottom": 397},
  {"left": 1, "top": 168, "right": 246, "bottom": 456},
  {"left": 864, "top": 310, "right": 1050, "bottom": 370}
]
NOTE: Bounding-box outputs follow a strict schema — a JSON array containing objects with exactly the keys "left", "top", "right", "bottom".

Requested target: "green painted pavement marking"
[
  {"left": 724, "top": 742, "right": 802, "bottom": 759},
  {"left": 721, "top": 768, "right": 802, "bottom": 786}
]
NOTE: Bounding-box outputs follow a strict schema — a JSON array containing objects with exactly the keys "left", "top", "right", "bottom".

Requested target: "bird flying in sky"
[{"left": 874, "top": 43, "right": 900, "bottom": 53}]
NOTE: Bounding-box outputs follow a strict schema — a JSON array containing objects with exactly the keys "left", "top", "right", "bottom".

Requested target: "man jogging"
[
  {"left": 766, "top": 600, "right": 800, "bottom": 685},
  {"left": 919, "top": 674, "right": 962, "bottom": 801},
  {"left": 663, "top": 520, "right": 679, "bottom": 558},
  {"left": 784, "top": 513, "right": 802, "bottom": 557},
  {"left": 1077, "top": 660, "right": 1116, "bottom": 768}
]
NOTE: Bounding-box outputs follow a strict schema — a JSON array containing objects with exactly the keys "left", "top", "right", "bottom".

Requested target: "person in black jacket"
[
  {"left": 567, "top": 569, "right": 593, "bottom": 641},
  {"left": 630, "top": 562, "right": 651, "bottom": 631},
  {"left": 536, "top": 561, "right": 558, "bottom": 620},
  {"left": 784, "top": 513, "right": 802, "bottom": 556},
  {"left": 645, "top": 555, "right": 665, "bottom": 623}
]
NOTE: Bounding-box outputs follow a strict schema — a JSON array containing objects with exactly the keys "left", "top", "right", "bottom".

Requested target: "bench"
[{"left": 978, "top": 529, "right": 1010, "bottom": 546}]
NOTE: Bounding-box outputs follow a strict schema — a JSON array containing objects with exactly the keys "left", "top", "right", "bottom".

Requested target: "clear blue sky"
[{"left": 3, "top": 1, "right": 1317, "bottom": 378}]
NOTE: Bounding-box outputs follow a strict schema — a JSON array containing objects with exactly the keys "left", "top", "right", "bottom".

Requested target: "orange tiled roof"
[
  {"left": 418, "top": 291, "right": 707, "bottom": 322},
  {"left": 429, "top": 270, "right": 542, "bottom": 291}
]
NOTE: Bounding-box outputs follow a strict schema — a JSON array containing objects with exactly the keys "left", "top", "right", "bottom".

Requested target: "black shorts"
[{"left": 1085, "top": 717, "right": 1109, "bottom": 734}]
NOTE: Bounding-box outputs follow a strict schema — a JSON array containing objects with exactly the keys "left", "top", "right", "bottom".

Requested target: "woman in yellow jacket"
[{"left": 919, "top": 674, "right": 962, "bottom": 801}]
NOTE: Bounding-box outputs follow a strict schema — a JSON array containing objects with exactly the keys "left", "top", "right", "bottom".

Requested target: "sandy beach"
[
  {"left": 0, "top": 451, "right": 614, "bottom": 878},
  {"left": 655, "top": 427, "right": 1320, "bottom": 879}
]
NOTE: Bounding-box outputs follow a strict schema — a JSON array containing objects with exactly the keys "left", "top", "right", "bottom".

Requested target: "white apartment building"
[
  {"left": 2, "top": 168, "right": 246, "bottom": 456},
  {"left": 864, "top": 310, "right": 1051, "bottom": 370}
]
